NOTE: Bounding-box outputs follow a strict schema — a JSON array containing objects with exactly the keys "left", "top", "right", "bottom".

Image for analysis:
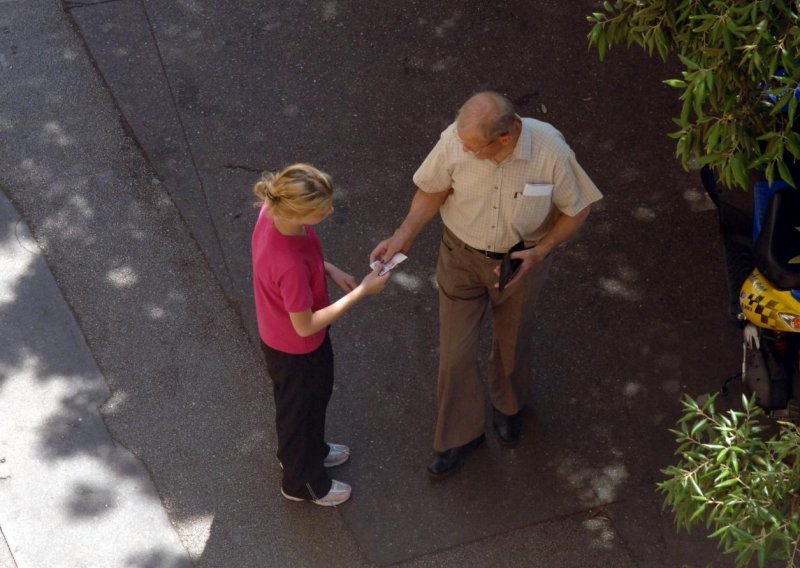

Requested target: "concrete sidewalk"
[{"left": 0, "top": 191, "right": 191, "bottom": 567}]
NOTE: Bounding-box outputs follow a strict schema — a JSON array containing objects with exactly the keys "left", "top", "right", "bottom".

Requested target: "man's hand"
[
  {"left": 369, "top": 230, "right": 410, "bottom": 265},
  {"left": 370, "top": 188, "right": 450, "bottom": 264},
  {"left": 493, "top": 245, "right": 551, "bottom": 291},
  {"left": 495, "top": 207, "right": 592, "bottom": 291}
]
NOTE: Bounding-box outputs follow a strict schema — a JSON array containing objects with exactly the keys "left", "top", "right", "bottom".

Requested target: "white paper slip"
[
  {"left": 370, "top": 253, "right": 408, "bottom": 276},
  {"left": 522, "top": 183, "right": 554, "bottom": 197}
]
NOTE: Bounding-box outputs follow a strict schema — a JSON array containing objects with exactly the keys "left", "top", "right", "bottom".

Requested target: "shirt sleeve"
[
  {"left": 412, "top": 127, "right": 456, "bottom": 193},
  {"left": 277, "top": 265, "right": 314, "bottom": 313},
  {"left": 552, "top": 153, "right": 603, "bottom": 217}
]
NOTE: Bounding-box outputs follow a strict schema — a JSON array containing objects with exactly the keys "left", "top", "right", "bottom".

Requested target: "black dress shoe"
[
  {"left": 427, "top": 434, "right": 486, "bottom": 478},
  {"left": 493, "top": 407, "right": 523, "bottom": 446}
]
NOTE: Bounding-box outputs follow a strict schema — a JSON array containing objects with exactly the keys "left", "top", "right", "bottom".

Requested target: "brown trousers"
[{"left": 434, "top": 228, "right": 552, "bottom": 452}]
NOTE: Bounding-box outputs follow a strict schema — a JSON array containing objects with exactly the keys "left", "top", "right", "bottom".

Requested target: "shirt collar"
[{"left": 513, "top": 116, "right": 533, "bottom": 161}]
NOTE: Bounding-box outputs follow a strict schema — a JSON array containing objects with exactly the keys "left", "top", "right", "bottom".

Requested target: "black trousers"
[{"left": 261, "top": 335, "right": 333, "bottom": 500}]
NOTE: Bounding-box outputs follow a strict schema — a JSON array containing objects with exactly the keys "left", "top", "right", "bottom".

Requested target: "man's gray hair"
[{"left": 456, "top": 92, "right": 516, "bottom": 141}]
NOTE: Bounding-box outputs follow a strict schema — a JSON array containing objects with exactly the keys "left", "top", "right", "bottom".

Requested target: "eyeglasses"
[{"left": 458, "top": 132, "right": 508, "bottom": 156}]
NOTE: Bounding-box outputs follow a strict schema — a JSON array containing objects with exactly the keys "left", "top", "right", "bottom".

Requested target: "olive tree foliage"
[
  {"left": 659, "top": 394, "right": 800, "bottom": 567},
  {"left": 588, "top": 1, "right": 800, "bottom": 189}
]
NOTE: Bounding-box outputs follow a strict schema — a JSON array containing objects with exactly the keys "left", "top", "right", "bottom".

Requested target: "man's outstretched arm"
[{"left": 370, "top": 188, "right": 450, "bottom": 263}]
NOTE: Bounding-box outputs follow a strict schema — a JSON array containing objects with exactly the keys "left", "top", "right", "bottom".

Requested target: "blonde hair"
[{"left": 254, "top": 163, "right": 334, "bottom": 219}]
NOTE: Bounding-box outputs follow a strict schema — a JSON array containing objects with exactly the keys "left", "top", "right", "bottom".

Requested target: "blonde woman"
[{"left": 252, "top": 164, "right": 390, "bottom": 506}]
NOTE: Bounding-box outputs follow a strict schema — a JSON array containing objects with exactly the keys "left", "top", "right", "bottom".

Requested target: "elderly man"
[{"left": 371, "top": 92, "right": 602, "bottom": 477}]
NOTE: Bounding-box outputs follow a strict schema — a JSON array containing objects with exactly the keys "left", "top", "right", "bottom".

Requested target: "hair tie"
[{"left": 266, "top": 189, "right": 279, "bottom": 202}]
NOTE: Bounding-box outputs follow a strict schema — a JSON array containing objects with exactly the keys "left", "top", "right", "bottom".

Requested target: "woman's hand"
[
  {"left": 359, "top": 265, "right": 391, "bottom": 296},
  {"left": 325, "top": 262, "right": 357, "bottom": 293}
]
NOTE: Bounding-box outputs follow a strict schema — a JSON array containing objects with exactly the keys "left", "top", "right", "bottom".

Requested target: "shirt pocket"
[
  {"left": 511, "top": 193, "right": 553, "bottom": 240},
  {"left": 522, "top": 183, "right": 554, "bottom": 197}
]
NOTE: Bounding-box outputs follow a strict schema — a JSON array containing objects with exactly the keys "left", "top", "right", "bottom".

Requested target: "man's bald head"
[{"left": 456, "top": 92, "right": 516, "bottom": 141}]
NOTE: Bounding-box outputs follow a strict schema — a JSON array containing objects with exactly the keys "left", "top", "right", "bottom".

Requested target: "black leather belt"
[
  {"left": 445, "top": 227, "right": 506, "bottom": 260},
  {"left": 464, "top": 244, "right": 505, "bottom": 260}
]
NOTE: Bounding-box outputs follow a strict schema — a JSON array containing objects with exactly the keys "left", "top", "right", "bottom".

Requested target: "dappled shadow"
[
  {"left": 0, "top": 214, "right": 95, "bottom": 388},
  {"left": 1, "top": 1, "right": 248, "bottom": 563},
  {"left": 0, "top": 0, "right": 749, "bottom": 566},
  {"left": 124, "top": 549, "right": 192, "bottom": 568},
  {"left": 66, "top": 482, "right": 117, "bottom": 518}
]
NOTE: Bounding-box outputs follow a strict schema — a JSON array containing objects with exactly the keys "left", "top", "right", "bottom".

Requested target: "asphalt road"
[{"left": 0, "top": 0, "right": 749, "bottom": 566}]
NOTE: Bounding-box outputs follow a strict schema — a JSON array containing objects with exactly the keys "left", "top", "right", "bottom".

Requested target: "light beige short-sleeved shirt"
[{"left": 412, "top": 117, "right": 603, "bottom": 252}]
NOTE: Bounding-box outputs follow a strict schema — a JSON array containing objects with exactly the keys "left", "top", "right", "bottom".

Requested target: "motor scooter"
[{"left": 702, "top": 165, "right": 800, "bottom": 415}]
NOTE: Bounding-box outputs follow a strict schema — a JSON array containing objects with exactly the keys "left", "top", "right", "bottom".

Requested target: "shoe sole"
[
  {"left": 497, "top": 435, "right": 520, "bottom": 447},
  {"left": 280, "top": 489, "right": 305, "bottom": 502},
  {"left": 324, "top": 452, "right": 350, "bottom": 468},
  {"left": 427, "top": 460, "right": 464, "bottom": 478},
  {"left": 427, "top": 434, "right": 486, "bottom": 479},
  {"left": 280, "top": 488, "right": 351, "bottom": 507}
]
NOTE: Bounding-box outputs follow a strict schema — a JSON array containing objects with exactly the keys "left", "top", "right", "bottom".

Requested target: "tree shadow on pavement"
[{"left": 0, "top": 0, "right": 751, "bottom": 566}]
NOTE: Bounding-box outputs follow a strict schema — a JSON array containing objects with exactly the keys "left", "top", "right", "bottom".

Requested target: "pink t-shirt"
[{"left": 252, "top": 207, "right": 330, "bottom": 354}]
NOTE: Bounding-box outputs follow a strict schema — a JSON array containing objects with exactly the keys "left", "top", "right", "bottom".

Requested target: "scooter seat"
[{"left": 755, "top": 188, "right": 800, "bottom": 290}]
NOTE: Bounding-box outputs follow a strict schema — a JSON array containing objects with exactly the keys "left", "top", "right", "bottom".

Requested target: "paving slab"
[
  {"left": 397, "top": 511, "right": 635, "bottom": 568},
  {"left": 66, "top": 0, "right": 233, "bottom": 298},
  {"left": 0, "top": 527, "right": 16, "bottom": 568},
  {"left": 0, "top": 191, "right": 191, "bottom": 567}
]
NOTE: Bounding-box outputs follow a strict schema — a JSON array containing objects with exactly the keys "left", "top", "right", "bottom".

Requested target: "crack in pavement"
[{"left": 64, "top": 0, "right": 127, "bottom": 9}]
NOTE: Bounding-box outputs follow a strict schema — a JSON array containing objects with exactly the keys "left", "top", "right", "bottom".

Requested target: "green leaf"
[
  {"left": 587, "top": 25, "right": 601, "bottom": 46},
  {"left": 732, "top": 153, "right": 748, "bottom": 189},
  {"left": 758, "top": 544, "right": 767, "bottom": 567},
  {"left": 788, "top": 93, "right": 798, "bottom": 126},
  {"left": 690, "top": 477, "right": 705, "bottom": 498},
  {"left": 705, "top": 70, "right": 714, "bottom": 95},
  {"left": 786, "top": 133, "right": 800, "bottom": 161},
  {"left": 777, "top": 159, "right": 796, "bottom": 188},
  {"left": 680, "top": 93, "right": 693, "bottom": 124},
  {"left": 716, "top": 478, "right": 740, "bottom": 489},
  {"left": 757, "top": 132, "right": 780, "bottom": 142},
  {"left": 722, "top": 26, "right": 733, "bottom": 56},
  {"left": 768, "top": 51, "right": 780, "bottom": 80},
  {"left": 691, "top": 418, "right": 709, "bottom": 437},
  {"left": 689, "top": 503, "right": 708, "bottom": 523},
  {"left": 678, "top": 54, "right": 700, "bottom": 70},
  {"left": 708, "top": 524, "right": 731, "bottom": 539},
  {"left": 707, "top": 123, "right": 721, "bottom": 153},
  {"left": 766, "top": 161, "right": 775, "bottom": 185}
]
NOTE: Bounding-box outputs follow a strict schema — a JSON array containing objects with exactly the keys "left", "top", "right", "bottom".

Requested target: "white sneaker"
[
  {"left": 324, "top": 443, "right": 350, "bottom": 468},
  {"left": 281, "top": 479, "right": 352, "bottom": 507},
  {"left": 279, "top": 442, "right": 350, "bottom": 470}
]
